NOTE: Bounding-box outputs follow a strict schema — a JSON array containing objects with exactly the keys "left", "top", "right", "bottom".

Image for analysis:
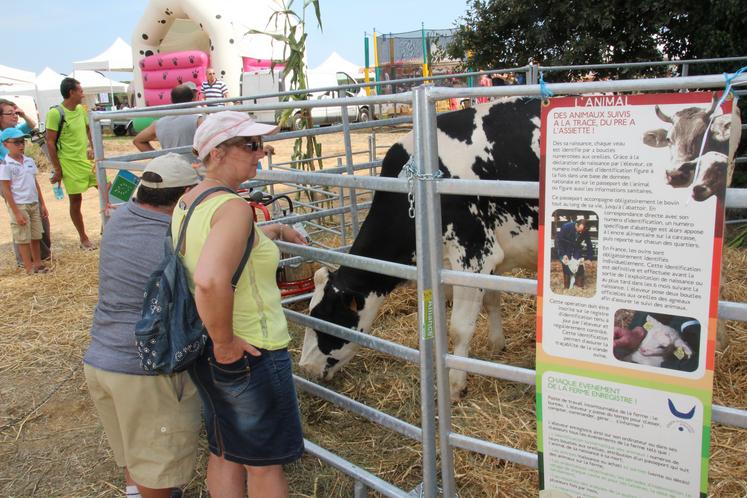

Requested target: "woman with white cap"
[{"left": 176, "top": 111, "right": 306, "bottom": 497}]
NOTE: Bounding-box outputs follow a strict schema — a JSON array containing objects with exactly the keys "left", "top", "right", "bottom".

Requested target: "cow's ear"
[
  {"left": 655, "top": 105, "right": 672, "bottom": 124},
  {"left": 342, "top": 291, "right": 365, "bottom": 313},
  {"left": 643, "top": 129, "right": 668, "bottom": 147},
  {"left": 314, "top": 266, "right": 330, "bottom": 286},
  {"left": 710, "top": 114, "right": 731, "bottom": 142}
]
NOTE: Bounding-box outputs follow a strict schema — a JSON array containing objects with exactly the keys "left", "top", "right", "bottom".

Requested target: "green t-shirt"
[{"left": 45, "top": 104, "right": 90, "bottom": 165}]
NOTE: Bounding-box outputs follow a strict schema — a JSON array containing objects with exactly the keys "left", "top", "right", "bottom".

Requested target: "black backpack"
[
  {"left": 48, "top": 105, "right": 66, "bottom": 149},
  {"left": 135, "top": 186, "right": 254, "bottom": 374}
]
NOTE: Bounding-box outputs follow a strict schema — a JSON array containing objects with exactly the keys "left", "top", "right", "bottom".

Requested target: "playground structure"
[
  {"left": 90, "top": 57, "right": 747, "bottom": 496},
  {"left": 131, "top": 0, "right": 286, "bottom": 107}
]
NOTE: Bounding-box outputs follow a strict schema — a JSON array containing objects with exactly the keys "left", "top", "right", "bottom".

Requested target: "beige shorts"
[
  {"left": 7, "top": 202, "right": 42, "bottom": 244},
  {"left": 84, "top": 364, "right": 202, "bottom": 489}
]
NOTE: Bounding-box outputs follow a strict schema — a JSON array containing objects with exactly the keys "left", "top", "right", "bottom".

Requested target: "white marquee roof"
[{"left": 73, "top": 37, "right": 134, "bottom": 72}]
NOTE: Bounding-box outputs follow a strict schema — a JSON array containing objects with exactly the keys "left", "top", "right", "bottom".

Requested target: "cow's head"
[
  {"left": 643, "top": 96, "right": 722, "bottom": 187},
  {"left": 691, "top": 151, "right": 728, "bottom": 202},
  {"left": 565, "top": 257, "right": 581, "bottom": 275},
  {"left": 300, "top": 267, "right": 367, "bottom": 379}
]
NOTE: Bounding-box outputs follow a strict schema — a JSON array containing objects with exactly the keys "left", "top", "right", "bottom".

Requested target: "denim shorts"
[{"left": 189, "top": 343, "right": 304, "bottom": 466}]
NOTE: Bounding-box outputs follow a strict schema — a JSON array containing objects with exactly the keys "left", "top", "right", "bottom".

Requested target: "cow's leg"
[
  {"left": 484, "top": 290, "right": 505, "bottom": 351},
  {"left": 449, "top": 285, "right": 485, "bottom": 401}
]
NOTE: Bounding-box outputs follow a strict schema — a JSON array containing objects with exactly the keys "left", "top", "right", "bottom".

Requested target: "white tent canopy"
[
  {"left": 73, "top": 37, "right": 134, "bottom": 72},
  {"left": 311, "top": 52, "right": 363, "bottom": 78},
  {"left": 0, "top": 64, "right": 36, "bottom": 87},
  {"left": 71, "top": 70, "right": 128, "bottom": 94},
  {"left": 0, "top": 66, "right": 38, "bottom": 125}
]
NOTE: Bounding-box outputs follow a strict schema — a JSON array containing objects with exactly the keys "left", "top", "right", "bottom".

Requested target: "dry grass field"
[{"left": 1, "top": 130, "right": 745, "bottom": 497}]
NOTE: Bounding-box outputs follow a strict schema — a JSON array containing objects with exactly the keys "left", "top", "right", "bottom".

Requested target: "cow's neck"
[{"left": 337, "top": 189, "right": 414, "bottom": 298}]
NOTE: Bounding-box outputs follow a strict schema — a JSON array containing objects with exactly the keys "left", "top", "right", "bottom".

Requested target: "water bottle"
[{"left": 50, "top": 172, "right": 64, "bottom": 200}]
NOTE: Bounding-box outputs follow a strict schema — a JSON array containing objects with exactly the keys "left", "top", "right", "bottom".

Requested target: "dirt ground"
[{"left": 1, "top": 130, "right": 746, "bottom": 497}]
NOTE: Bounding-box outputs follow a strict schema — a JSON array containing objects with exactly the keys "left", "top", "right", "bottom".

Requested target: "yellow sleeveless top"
[{"left": 172, "top": 193, "right": 290, "bottom": 350}]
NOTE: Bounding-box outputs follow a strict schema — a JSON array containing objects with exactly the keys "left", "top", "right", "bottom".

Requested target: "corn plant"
[{"left": 251, "top": 0, "right": 323, "bottom": 172}]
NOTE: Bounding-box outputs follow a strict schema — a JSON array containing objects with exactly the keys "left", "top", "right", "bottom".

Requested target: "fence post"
[
  {"left": 91, "top": 113, "right": 108, "bottom": 228},
  {"left": 340, "top": 92, "right": 361, "bottom": 237},
  {"left": 412, "top": 84, "right": 453, "bottom": 498},
  {"left": 337, "top": 157, "right": 347, "bottom": 246}
]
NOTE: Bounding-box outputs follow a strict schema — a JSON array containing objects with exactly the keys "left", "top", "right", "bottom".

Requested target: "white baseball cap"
[
  {"left": 193, "top": 111, "right": 279, "bottom": 160},
  {"left": 140, "top": 153, "right": 201, "bottom": 188}
]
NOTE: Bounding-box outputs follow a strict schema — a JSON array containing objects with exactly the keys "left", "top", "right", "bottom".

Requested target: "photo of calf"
[
  {"left": 550, "top": 210, "right": 598, "bottom": 298},
  {"left": 613, "top": 309, "right": 700, "bottom": 372},
  {"left": 641, "top": 94, "right": 739, "bottom": 202}
]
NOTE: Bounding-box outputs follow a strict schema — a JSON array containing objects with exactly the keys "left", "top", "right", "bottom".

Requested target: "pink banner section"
[{"left": 242, "top": 56, "right": 285, "bottom": 72}]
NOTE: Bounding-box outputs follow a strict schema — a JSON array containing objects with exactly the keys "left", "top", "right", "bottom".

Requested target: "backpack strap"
[
  {"left": 52, "top": 105, "right": 66, "bottom": 150},
  {"left": 231, "top": 223, "right": 255, "bottom": 289},
  {"left": 175, "top": 186, "right": 255, "bottom": 289}
]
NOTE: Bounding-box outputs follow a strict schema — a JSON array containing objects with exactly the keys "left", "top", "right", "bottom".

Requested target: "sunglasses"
[
  {"left": 4, "top": 138, "right": 25, "bottom": 145},
  {"left": 242, "top": 137, "right": 264, "bottom": 152}
]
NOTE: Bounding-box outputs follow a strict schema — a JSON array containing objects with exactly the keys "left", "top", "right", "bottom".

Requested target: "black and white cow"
[
  {"left": 642, "top": 96, "right": 735, "bottom": 188},
  {"left": 300, "top": 99, "right": 541, "bottom": 400}
]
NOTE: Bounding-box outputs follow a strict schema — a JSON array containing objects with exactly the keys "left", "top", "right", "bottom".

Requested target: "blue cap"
[{"left": 0, "top": 128, "right": 29, "bottom": 142}]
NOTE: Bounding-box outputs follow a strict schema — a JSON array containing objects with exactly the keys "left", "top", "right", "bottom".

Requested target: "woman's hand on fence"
[
  {"left": 279, "top": 225, "right": 308, "bottom": 245},
  {"left": 213, "top": 336, "right": 262, "bottom": 364}
]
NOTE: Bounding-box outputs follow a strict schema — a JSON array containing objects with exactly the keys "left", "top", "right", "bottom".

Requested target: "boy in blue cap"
[{"left": 0, "top": 128, "right": 49, "bottom": 274}]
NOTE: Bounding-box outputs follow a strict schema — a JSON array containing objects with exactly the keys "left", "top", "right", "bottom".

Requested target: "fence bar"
[
  {"left": 712, "top": 405, "right": 747, "bottom": 429},
  {"left": 718, "top": 301, "right": 747, "bottom": 322},
  {"left": 539, "top": 56, "right": 747, "bottom": 74},
  {"left": 444, "top": 354, "right": 536, "bottom": 385},
  {"left": 448, "top": 433, "right": 538, "bottom": 468},
  {"left": 275, "top": 241, "right": 416, "bottom": 281},
  {"left": 295, "top": 377, "right": 423, "bottom": 441},
  {"left": 427, "top": 74, "right": 747, "bottom": 101},
  {"left": 257, "top": 202, "right": 372, "bottom": 227},
  {"left": 303, "top": 440, "right": 411, "bottom": 498},
  {"left": 412, "top": 85, "right": 445, "bottom": 498},
  {"left": 255, "top": 169, "right": 410, "bottom": 194},
  {"left": 284, "top": 309, "right": 419, "bottom": 364}
]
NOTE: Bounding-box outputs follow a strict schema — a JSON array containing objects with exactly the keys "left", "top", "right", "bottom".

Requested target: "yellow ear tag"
[
  {"left": 643, "top": 321, "right": 654, "bottom": 331},
  {"left": 674, "top": 347, "right": 686, "bottom": 360}
]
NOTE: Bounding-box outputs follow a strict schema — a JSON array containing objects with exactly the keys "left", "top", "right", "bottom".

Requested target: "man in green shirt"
[{"left": 46, "top": 77, "right": 97, "bottom": 250}]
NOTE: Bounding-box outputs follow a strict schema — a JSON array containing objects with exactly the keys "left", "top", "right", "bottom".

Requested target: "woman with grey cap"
[
  {"left": 84, "top": 153, "right": 202, "bottom": 498},
  {"left": 175, "top": 111, "right": 306, "bottom": 497}
]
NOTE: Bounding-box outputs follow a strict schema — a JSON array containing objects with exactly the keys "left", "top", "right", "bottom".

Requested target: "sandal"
[
  {"left": 80, "top": 241, "right": 97, "bottom": 251},
  {"left": 34, "top": 266, "right": 50, "bottom": 274}
]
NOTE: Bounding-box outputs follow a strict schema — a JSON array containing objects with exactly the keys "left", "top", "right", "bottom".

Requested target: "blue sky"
[{"left": 6, "top": 0, "right": 469, "bottom": 77}]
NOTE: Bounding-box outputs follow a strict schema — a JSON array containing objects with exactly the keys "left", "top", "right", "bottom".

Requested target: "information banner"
[{"left": 536, "top": 92, "right": 737, "bottom": 498}]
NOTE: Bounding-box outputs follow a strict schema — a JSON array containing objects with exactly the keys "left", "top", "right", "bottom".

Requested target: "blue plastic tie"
[
  {"left": 539, "top": 72, "right": 554, "bottom": 101},
  {"left": 688, "top": 65, "right": 747, "bottom": 200},
  {"left": 716, "top": 65, "right": 747, "bottom": 109}
]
